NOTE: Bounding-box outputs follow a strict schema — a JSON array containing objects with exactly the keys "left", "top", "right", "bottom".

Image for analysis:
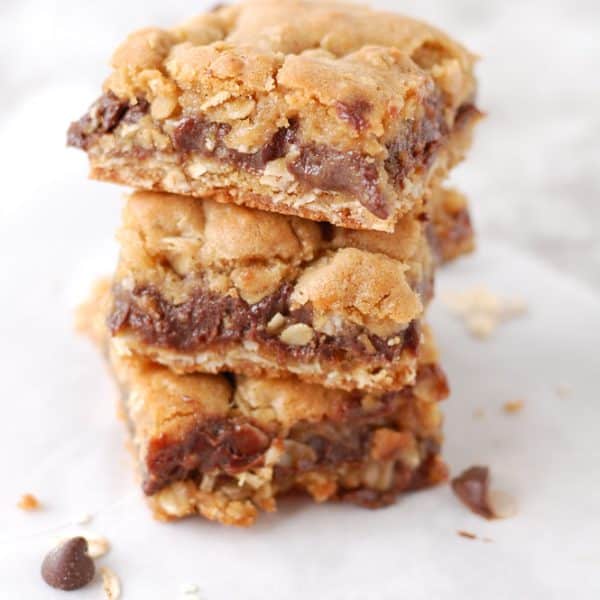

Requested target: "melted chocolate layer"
[
  {"left": 288, "top": 145, "right": 386, "bottom": 218},
  {"left": 384, "top": 93, "right": 448, "bottom": 189},
  {"left": 109, "top": 283, "right": 420, "bottom": 365},
  {"left": 132, "top": 363, "right": 448, "bottom": 496},
  {"left": 67, "top": 91, "right": 466, "bottom": 218},
  {"left": 144, "top": 418, "right": 271, "bottom": 494},
  {"left": 67, "top": 92, "right": 147, "bottom": 151}
]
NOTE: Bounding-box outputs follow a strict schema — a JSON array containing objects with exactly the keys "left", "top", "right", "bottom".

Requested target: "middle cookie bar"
[{"left": 109, "top": 190, "right": 437, "bottom": 392}]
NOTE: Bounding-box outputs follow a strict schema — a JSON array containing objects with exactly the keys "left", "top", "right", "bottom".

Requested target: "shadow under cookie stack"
[{"left": 69, "top": 1, "right": 480, "bottom": 527}]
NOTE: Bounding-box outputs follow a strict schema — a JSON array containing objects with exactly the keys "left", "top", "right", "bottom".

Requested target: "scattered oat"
[
  {"left": 279, "top": 323, "right": 314, "bottom": 346},
  {"left": 556, "top": 383, "right": 572, "bottom": 399},
  {"left": 457, "top": 530, "right": 493, "bottom": 542},
  {"left": 487, "top": 489, "right": 518, "bottom": 519},
  {"left": 473, "top": 408, "right": 485, "bottom": 419},
  {"left": 181, "top": 583, "right": 201, "bottom": 598},
  {"left": 86, "top": 535, "right": 111, "bottom": 559},
  {"left": 443, "top": 286, "right": 527, "bottom": 339},
  {"left": 101, "top": 566, "right": 121, "bottom": 599},
  {"left": 75, "top": 513, "right": 93, "bottom": 525},
  {"left": 451, "top": 466, "right": 518, "bottom": 520},
  {"left": 17, "top": 493, "right": 40, "bottom": 511},
  {"left": 503, "top": 399, "right": 524, "bottom": 414},
  {"left": 266, "top": 312, "right": 286, "bottom": 334},
  {"left": 457, "top": 530, "right": 477, "bottom": 540}
]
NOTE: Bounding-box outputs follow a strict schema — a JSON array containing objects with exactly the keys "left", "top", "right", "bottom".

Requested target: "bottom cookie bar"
[
  {"left": 101, "top": 328, "right": 449, "bottom": 527},
  {"left": 79, "top": 283, "right": 449, "bottom": 526}
]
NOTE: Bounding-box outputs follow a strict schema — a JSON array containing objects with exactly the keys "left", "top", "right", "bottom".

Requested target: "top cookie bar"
[{"left": 67, "top": 0, "right": 479, "bottom": 231}]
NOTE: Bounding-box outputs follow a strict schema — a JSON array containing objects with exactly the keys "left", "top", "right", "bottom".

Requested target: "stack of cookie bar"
[{"left": 69, "top": 0, "right": 480, "bottom": 526}]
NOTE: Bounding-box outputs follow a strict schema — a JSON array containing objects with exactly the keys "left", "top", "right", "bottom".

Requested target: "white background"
[{"left": 1, "top": 1, "right": 599, "bottom": 598}]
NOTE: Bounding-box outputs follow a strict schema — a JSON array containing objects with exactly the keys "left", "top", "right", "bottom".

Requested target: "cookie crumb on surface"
[
  {"left": 442, "top": 286, "right": 527, "bottom": 339},
  {"left": 181, "top": 583, "right": 201, "bottom": 598},
  {"left": 487, "top": 489, "right": 518, "bottom": 519},
  {"left": 101, "top": 566, "right": 121, "bottom": 599},
  {"left": 472, "top": 408, "right": 485, "bottom": 419},
  {"left": 75, "top": 513, "right": 93, "bottom": 525},
  {"left": 457, "top": 530, "right": 477, "bottom": 539},
  {"left": 556, "top": 383, "right": 572, "bottom": 399},
  {"left": 503, "top": 399, "right": 524, "bottom": 414},
  {"left": 85, "top": 535, "right": 111, "bottom": 559},
  {"left": 17, "top": 493, "right": 40, "bottom": 511}
]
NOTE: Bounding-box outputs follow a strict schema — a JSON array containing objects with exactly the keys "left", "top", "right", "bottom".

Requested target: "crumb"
[
  {"left": 458, "top": 530, "right": 477, "bottom": 540},
  {"left": 473, "top": 408, "right": 485, "bottom": 419},
  {"left": 75, "top": 513, "right": 93, "bottom": 525},
  {"left": 457, "top": 530, "right": 494, "bottom": 543},
  {"left": 556, "top": 383, "right": 572, "bottom": 399},
  {"left": 116, "top": 401, "right": 127, "bottom": 422},
  {"left": 487, "top": 489, "right": 518, "bottom": 519},
  {"left": 503, "top": 399, "right": 524, "bottom": 414},
  {"left": 101, "top": 566, "right": 121, "bottom": 599},
  {"left": 85, "top": 535, "right": 111, "bottom": 559},
  {"left": 54, "top": 534, "right": 110, "bottom": 559},
  {"left": 442, "top": 286, "right": 527, "bottom": 339},
  {"left": 17, "top": 493, "right": 40, "bottom": 511},
  {"left": 181, "top": 583, "right": 201, "bottom": 598}
]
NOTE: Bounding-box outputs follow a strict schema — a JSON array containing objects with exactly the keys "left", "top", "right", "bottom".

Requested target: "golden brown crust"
[
  {"left": 117, "top": 189, "right": 427, "bottom": 314},
  {"left": 290, "top": 248, "right": 422, "bottom": 336},
  {"left": 105, "top": 1, "right": 476, "bottom": 140},
  {"left": 69, "top": 0, "right": 479, "bottom": 231}
]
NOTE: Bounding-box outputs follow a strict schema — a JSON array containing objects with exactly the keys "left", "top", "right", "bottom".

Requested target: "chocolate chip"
[
  {"left": 234, "top": 423, "right": 271, "bottom": 454},
  {"left": 143, "top": 417, "right": 272, "bottom": 495},
  {"left": 384, "top": 92, "right": 447, "bottom": 190},
  {"left": 67, "top": 92, "right": 137, "bottom": 150},
  {"left": 171, "top": 116, "right": 293, "bottom": 172},
  {"left": 41, "top": 537, "right": 95, "bottom": 591},
  {"left": 288, "top": 145, "right": 388, "bottom": 218},
  {"left": 451, "top": 465, "right": 494, "bottom": 519},
  {"left": 335, "top": 99, "right": 372, "bottom": 131}
]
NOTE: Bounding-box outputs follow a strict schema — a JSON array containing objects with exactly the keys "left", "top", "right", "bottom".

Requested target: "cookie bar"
[
  {"left": 67, "top": 0, "right": 479, "bottom": 232},
  {"left": 108, "top": 190, "right": 437, "bottom": 392},
  {"left": 107, "top": 323, "right": 449, "bottom": 527}
]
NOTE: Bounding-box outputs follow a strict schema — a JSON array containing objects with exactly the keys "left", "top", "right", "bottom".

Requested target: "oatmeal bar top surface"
[
  {"left": 103, "top": 1, "right": 476, "bottom": 150},
  {"left": 116, "top": 190, "right": 430, "bottom": 328}
]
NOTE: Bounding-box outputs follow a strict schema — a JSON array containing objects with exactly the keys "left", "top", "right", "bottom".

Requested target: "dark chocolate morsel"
[
  {"left": 451, "top": 465, "right": 494, "bottom": 519},
  {"left": 41, "top": 537, "right": 95, "bottom": 591}
]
